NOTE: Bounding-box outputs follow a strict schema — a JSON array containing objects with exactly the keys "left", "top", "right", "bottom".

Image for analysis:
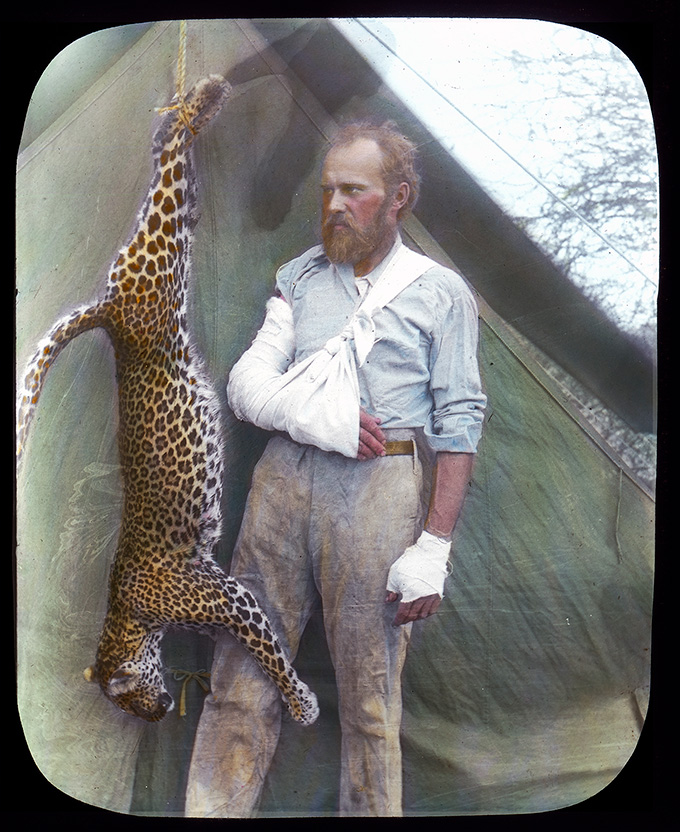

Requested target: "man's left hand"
[
  {"left": 386, "top": 591, "right": 441, "bottom": 626},
  {"left": 385, "top": 530, "right": 451, "bottom": 626}
]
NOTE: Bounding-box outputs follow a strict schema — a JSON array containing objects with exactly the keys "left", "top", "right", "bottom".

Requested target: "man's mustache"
[{"left": 323, "top": 214, "right": 354, "bottom": 230}]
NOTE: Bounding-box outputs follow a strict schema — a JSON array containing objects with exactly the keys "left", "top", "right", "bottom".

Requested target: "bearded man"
[{"left": 185, "top": 121, "right": 486, "bottom": 817}]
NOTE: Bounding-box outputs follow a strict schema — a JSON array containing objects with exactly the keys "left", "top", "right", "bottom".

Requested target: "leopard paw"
[{"left": 286, "top": 683, "right": 319, "bottom": 726}]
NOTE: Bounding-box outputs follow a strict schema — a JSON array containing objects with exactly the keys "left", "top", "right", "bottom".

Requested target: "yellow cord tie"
[{"left": 170, "top": 668, "right": 211, "bottom": 717}]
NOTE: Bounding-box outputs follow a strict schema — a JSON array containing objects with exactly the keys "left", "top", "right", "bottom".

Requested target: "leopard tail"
[{"left": 16, "top": 301, "right": 110, "bottom": 460}]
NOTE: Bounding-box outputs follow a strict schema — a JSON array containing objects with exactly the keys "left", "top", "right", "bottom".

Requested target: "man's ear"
[
  {"left": 391, "top": 182, "right": 410, "bottom": 216},
  {"left": 83, "top": 665, "right": 97, "bottom": 682}
]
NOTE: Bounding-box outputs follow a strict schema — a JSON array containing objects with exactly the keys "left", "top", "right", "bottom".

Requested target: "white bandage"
[
  {"left": 386, "top": 530, "right": 452, "bottom": 603},
  {"left": 227, "top": 297, "right": 361, "bottom": 457},
  {"left": 227, "top": 297, "right": 296, "bottom": 415}
]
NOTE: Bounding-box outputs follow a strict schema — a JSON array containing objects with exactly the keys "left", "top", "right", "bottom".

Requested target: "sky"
[{"left": 333, "top": 18, "right": 658, "bottom": 348}]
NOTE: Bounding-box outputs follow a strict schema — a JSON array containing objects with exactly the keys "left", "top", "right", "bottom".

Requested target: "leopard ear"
[
  {"left": 107, "top": 667, "right": 139, "bottom": 694},
  {"left": 83, "top": 665, "right": 97, "bottom": 683}
]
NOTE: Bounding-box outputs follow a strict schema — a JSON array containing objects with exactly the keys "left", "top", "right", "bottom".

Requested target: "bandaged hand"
[{"left": 385, "top": 531, "right": 451, "bottom": 625}]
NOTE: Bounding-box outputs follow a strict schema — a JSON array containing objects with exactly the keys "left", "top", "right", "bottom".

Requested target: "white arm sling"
[{"left": 227, "top": 244, "right": 435, "bottom": 457}]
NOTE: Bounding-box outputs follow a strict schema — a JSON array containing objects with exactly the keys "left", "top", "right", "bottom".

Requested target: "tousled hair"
[{"left": 328, "top": 120, "right": 421, "bottom": 221}]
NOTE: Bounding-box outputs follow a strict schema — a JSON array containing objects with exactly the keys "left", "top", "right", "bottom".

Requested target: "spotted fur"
[{"left": 16, "top": 75, "right": 319, "bottom": 726}]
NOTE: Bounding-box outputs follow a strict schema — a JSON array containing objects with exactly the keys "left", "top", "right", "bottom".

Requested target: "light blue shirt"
[{"left": 274, "top": 237, "right": 487, "bottom": 454}]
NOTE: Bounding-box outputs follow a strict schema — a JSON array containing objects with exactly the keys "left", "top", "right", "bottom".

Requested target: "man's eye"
[{"left": 321, "top": 185, "right": 362, "bottom": 196}]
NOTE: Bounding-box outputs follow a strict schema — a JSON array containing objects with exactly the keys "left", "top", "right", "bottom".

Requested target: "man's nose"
[{"left": 328, "top": 190, "right": 346, "bottom": 213}]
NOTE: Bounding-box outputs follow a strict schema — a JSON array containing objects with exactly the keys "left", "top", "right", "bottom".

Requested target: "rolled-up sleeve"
[{"left": 425, "top": 278, "right": 487, "bottom": 454}]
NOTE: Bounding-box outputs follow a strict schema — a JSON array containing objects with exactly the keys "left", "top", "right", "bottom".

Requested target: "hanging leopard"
[{"left": 16, "top": 75, "right": 319, "bottom": 726}]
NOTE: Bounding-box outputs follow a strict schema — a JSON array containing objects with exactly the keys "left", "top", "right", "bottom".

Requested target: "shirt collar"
[{"left": 362, "top": 234, "right": 403, "bottom": 287}]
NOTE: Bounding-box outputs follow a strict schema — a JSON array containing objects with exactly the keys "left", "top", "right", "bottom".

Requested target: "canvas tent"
[{"left": 15, "top": 19, "right": 655, "bottom": 816}]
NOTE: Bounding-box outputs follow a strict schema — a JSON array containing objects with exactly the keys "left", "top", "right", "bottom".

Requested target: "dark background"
[{"left": 10, "top": 1, "right": 670, "bottom": 825}]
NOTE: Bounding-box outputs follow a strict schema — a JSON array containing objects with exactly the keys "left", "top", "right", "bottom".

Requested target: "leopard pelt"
[{"left": 16, "top": 75, "right": 319, "bottom": 726}]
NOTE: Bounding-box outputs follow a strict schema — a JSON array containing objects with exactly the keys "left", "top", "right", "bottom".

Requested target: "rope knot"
[{"left": 169, "top": 668, "right": 211, "bottom": 717}]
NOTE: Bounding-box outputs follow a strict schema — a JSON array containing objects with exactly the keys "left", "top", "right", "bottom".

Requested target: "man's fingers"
[
  {"left": 359, "top": 409, "right": 383, "bottom": 431},
  {"left": 358, "top": 429, "right": 386, "bottom": 459},
  {"left": 358, "top": 411, "right": 386, "bottom": 451},
  {"left": 392, "top": 602, "right": 415, "bottom": 626},
  {"left": 421, "top": 594, "right": 442, "bottom": 619},
  {"left": 357, "top": 410, "right": 387, "bottom": 460},
  {"left": 389, "top": 593, "right": 441, "bottom": 626},
  {"left": 406, "top": 596, "right": 429, "bottom": 621}
]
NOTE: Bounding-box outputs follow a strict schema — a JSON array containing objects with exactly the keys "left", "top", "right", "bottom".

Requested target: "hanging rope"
[
  {"left": 176, "top": 19, "right": 188, "bottom": 102},
  {"left": 156, "top": 20, "right": 196, "bottom": 134}
]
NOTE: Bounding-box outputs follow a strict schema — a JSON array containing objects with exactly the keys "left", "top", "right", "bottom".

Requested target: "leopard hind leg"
[
  {"left": 219, "top": 575, "right": 319, "bottom": 726},
  {"left": 158, "top": 563, "right": 319, "bottom": 726}
]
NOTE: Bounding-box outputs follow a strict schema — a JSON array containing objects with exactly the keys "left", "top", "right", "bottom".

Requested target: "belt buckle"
[{"left": 383, "top": 439, "right": 414, "bottom": 456}]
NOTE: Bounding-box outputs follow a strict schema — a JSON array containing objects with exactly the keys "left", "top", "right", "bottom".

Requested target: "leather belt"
[{"left": 383, "top": 440, "right": 415, "bottom": 456}]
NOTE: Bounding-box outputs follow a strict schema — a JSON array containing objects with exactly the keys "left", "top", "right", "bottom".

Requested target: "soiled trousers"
[{"left": 185, "top": 431, "right": 428, "bottom": 817}]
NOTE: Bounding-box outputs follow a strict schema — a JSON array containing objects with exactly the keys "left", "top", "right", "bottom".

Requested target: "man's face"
[{"left": 321, "top": 138, "right": 395, "bottom": 266}]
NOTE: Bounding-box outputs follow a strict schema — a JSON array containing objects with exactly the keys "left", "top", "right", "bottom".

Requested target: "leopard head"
[{"left": 85, "top": 630, "right": 174, "bottom": 722}]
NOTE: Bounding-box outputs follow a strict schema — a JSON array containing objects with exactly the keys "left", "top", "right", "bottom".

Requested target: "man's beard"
[{"left": 322, "top": 203, "right": 392, "bottom": 265}]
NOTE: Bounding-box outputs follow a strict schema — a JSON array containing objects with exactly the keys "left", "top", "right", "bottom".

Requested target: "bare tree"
[{"left": 501, "top": 27, "right": 657, "bottom": 356}]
